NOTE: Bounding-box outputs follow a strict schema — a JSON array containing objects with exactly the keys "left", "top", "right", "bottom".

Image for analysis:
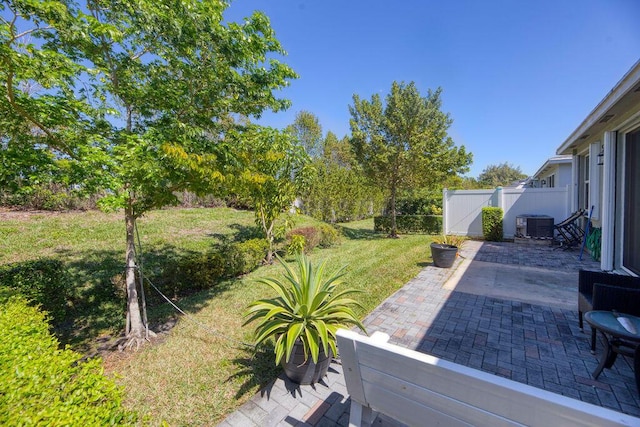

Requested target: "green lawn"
[{"left": 0, "top": 208, "right": 433, "bottom": 425}]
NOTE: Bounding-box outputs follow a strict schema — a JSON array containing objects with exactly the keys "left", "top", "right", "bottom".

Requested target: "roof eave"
[{"left": 556, "top": 59, "right": 640, "bottom": 155}]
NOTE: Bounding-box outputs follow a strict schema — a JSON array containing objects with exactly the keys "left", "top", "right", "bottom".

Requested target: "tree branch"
[
  {"left": 3, "top": 56, "right": 74, "bottom": 157},
  {"left": 13, "top": 26, "right": 54, "bottom": 41},
  {"left": 131, "top": 48, "right": 149, "bottom": 61}
]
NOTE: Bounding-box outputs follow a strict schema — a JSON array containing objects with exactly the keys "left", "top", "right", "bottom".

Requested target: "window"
[
  {"left": 623, "top": 127, "right": 640, "bottom": 275},
  {"left": 547, "top": 174, "right": 555, "bottom": 188},
  {"left": 582, "top": 155, "right": 590, "bottom": 210}
]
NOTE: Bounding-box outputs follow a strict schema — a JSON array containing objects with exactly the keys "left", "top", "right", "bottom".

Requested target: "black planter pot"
[
  {"left": 430, "top": 243, "right": 458, "bottom": 268},
  {"left": 281, "top": 341, "right": 333, "bottom": 385}
]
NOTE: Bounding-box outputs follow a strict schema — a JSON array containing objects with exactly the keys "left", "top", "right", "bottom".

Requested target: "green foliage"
[
  {"left": 160, "top": 253, "right": 226, "bottom": 298},
  {"left": 285, "top": 224, "right": 341, "bottom": 255},
  {"left": 306, "top": 162, "right": 385, "bottom": 223},
  {"left": 0, "top": 297, "right": 136, "bottom": 425},
  {"left": 244, "top": 254, "right": 366, "bottom": 365},
  {"left": 286, "top": 235, "right": 306, "bottom": 256},
  {"left": 233, "top": 127, "right": 312, "bottom": 262},
  {"left": 432, "top": 235, "right": 467, "bottom": 247},
  {"left": 302, "top": 134, "right": 385, "bottom": 223},
  {"left": 225, "top": 238, "right": 270, "bottom": 277},
  {"left": 287, "top": 111, "right": 323, "bottom": 158},
  {"left": 0, "top": 259, "right": 70, "bottom": 322},
  {"left": 443, "top": 175, "right": 484, "bottom": 190},
  {"left": 1, "top": 210, "right": 431, "bottom": 425},
  {"left": 316, "top": 223, "right": 342, "bottom": 248},
  {"left": 1, "top": 183, "right": 99, "bottom": 211},
  {"left": 478, "top": 163, "right": 527, "bottom": 188},
  {"left": 374, "top": 215, "right": 442, "bottom": 234},
  {"left": 161, "top": 239, "right": 268, "bottom": 297},
  {"left": 393, "top": 188, "right": 443, "bottom": 215},
  {"left": 2, "top": 0, "right": 297, "bottom": 336},
  {"left": 287, "top": 227, "right": 320, "bottom": 252},
  {"left": 349, "top": 82, "right": 472, "bottom": 237},
  {"left": 482, "top": 207, "right": 504, "bottom": 241}
]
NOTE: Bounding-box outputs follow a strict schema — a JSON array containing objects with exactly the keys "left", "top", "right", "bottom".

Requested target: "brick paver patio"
[{"left": 218, "top": 241, "right": 640, "bottom": 426}]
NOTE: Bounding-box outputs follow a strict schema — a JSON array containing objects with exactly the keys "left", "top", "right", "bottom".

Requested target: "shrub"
[
  {"left": 160, "top": 239, "right": 268, "bottom": 298},
  {"left": 225, "top": 238, "right": 269, "bottom": 276},
  {"left": 374, "top": 215, "right": 442, "bottom": 234},
  {"left": 0, "top": 259, "right": 70, "bottom": 322},
  {"left": 317, "top": 223, "right": 341, "bottom": 248},
  {"left": 287, "top": 227, "right": 321, "bottom": 252},
  {"left": 1, "top": 184, "right": 101, "bottom": 211},
  {"left": 160, "top": 252, "right": 227, "bottom": 298},
  {"left": 482, "top": 207, "right": 504, "bottom": 241},
  {"left": 286, "top": 234, "right": 306, "bottom": 256},
  {"left": 390, "top": 189, "right": 443, "bottom": 215},
  {"left": 0, "top": 296, "right": 136, "bottom": 425}
]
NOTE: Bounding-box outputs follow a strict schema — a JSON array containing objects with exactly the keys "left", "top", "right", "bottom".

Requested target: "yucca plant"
[
  {"left": 432, "top": 234, "right": 467, "bottom": 248},
  {"left": 244, "top": 254, "right": 366, "bottom": 366}
]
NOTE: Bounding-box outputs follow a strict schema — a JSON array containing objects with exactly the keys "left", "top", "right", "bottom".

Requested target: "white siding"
[{"left": 557, "top": 164, "right": 572, "bottom": 188}]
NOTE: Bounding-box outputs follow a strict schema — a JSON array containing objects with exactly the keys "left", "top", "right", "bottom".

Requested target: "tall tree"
[
  {"left": 233, "top": 126, "right": 311, "bottom": 263},
  {"left": 323, "top": 131, "right": 354, "bottom": 166},
  {"left": 349, "top": 81, "right": 472, "bottom": 237},
  {"left": 478, "top": 162, "right": 527, "bottom": 188},
  {"left": 1, "top": 0, "right": 296, "bottom": 348},
  {"left": 302, "top": 132, "right": 384, "bottom": 223},
  {"left": 287, "top": 110, "right": 323, "bottom": 158}
]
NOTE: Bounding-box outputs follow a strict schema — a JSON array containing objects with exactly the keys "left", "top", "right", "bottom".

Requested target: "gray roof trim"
[{"left": 556, "top": 59, "right": 640, "bottom": 155}]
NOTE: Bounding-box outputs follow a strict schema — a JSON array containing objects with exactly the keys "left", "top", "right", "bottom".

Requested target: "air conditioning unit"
[{"left": 516, "top": 215, "right": 554, "bottom": 238}]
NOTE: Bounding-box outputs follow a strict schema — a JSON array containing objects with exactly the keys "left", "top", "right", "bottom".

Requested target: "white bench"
[{"left": 336, "top": 329, "right": 640, "bottom": 427}]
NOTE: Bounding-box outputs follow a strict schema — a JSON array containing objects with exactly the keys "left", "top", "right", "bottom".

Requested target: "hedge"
[
  {"left": 0, "top": 296, "right": 136, "bottom": 426},
  {"left": 482, "top": 207, "right": 504, "bottom": 241},
  {"left": 285, "top": 224, "right": 342, "bottom": 255},
  {"left": 374, "top": 215, "right": 442, "bottom": 234},
  {"left": 0, "top": 259, "right": 70, "bottom": 323},
  {"left": 160, "top": 238, "right": 268, "bottom": 298}
]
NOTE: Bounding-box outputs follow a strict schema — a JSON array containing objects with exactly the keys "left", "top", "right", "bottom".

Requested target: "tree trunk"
[
  {"left": 390, "top": 183, "right": 398, "bottom": 238},
  {"left": 265, "top": 223, "right": 275, "bottom": 264},
  {"left": 124, "top": 202, "right": 145, "bottom": 347}
]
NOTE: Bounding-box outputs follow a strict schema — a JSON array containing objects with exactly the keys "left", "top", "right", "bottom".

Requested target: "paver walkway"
[{"left": 218, "top": 241, "right": 640, "bottom": 426}]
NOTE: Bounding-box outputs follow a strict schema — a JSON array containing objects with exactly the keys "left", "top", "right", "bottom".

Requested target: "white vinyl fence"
[{"left": 443, "top": 186, "right": 571, "bottom": 238}]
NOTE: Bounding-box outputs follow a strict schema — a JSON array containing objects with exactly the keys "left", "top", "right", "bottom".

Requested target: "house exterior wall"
[
  {"left": 557, "top": 164, "right": 572, "bottom": 188},
  {"left": 531, "top": 156, "right": 572, "bottom": 189},
  {"left": 556, "top": 60, "right": 640, "bottom": 274}
]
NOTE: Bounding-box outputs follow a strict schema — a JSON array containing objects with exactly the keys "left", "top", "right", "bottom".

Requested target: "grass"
[{"left": 0, "top": 208, "right": 433, "bottom": 425}]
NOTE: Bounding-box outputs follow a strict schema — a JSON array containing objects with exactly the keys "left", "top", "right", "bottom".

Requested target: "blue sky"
[{"left": 225, "top": 0, "right": 640, "bottom": 178}]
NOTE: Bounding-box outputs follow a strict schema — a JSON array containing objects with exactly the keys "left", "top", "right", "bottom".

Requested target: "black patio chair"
[
  {"left": 553, "top": 209, "right": 585, "bottom": 249},
  {"left": 578, "top": 269, "right": 640, "bottom": 352}
]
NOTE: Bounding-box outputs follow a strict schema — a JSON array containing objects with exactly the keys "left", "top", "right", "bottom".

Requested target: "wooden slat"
[
  {"left": 363, "top": 383, "right": 475, "bottom": 427},
  {"left": 354, "top": 338, "right": 637, "bottom": 426},
  {"left": 336, "top": 330, "right": 367, "bottom": 404},
  {"left": 360, "top": 366, "right": 524, "bottom": 427},
  {"left": 336, "top": 329, "right": 640, "bottom": 427}
]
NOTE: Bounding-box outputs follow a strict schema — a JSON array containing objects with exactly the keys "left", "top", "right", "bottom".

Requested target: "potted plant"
[
  {"left": 244, "top": 254, "right": 366, "bottom": 384},
  {"left": 430, "top": 235, "right": 466, "bottom": 268}
]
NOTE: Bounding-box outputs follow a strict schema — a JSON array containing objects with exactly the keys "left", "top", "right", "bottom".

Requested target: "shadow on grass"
[
  {"left": 48, "top": 241, "right": 240, "bottom": 353},
  {"left": 207, "top": 223, "right": 263, "bottom": 243},
  {"left": 228, "top": 343, "right": 282, "bottom": 399},
  {"left": 336, "top": 225, "right": 386, "bottom": 241}
]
